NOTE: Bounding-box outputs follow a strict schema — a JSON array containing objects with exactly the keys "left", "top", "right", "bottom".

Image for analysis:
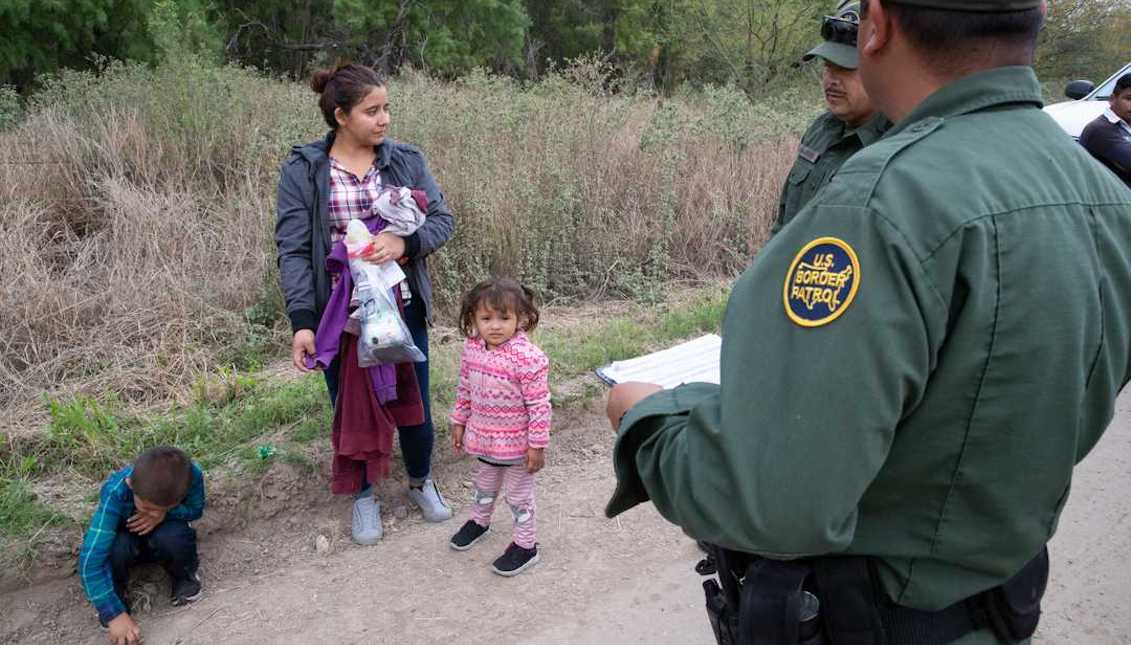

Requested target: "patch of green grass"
[
  {"left": 427, "top": 336, "right": 464, "bottom": 435},
  {"left": 190, "top": 367, "right": 262, "bottom": 408},
  {"left": 280, "top": 448, "right": 318, "bottom": 474},
  {"left": 292, "top": 414, "right": 329, "bottom": 444},
  {"left": 2, "top": 287, "right": 730, "bottom": 547},
  {"left": 235, "top": 445, "right": 275, "bottom": 476},
  {"left": 0, "top": 479, "right": 70, "bottom": 539},
  {"left": 658, "top": 287, "right": 730, "bottom": 339},
  {"left": 538, "top": 287, "right": 729, "bottom": 380},
  {"left": 42, "top": 374, "right": 330, "bottom": 478},
  {"left": 29, "top": 289, "right": 727, "bottom": 481},
  {"left": 538, "top": 318, "right": 650, "bottom": 377},
  {"left": 236, "top": 442, "right": 318, "bottom": 477},
  {"left": 0, "top": 449, "right": 43, "bottom": 482}
]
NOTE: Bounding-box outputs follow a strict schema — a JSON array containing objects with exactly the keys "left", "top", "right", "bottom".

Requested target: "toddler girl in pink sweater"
[{"left": 448, "top": 278, "right": 550, "bottom": 576}]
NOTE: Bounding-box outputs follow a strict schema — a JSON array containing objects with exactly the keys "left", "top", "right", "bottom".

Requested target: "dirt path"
[{"left": 4, "top": 393, "right": 1130, "bottom": 644}]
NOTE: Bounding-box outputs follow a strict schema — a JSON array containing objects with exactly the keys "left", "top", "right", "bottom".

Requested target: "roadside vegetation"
[
  {"left": 0, "top": 284, "right": 729, "bottom": 577},
  {"left": 0, "top": 56, "right": 805, "bottom": 423},
  {"left": 0, "top": 17, "right": 794, "bottom": 583}
]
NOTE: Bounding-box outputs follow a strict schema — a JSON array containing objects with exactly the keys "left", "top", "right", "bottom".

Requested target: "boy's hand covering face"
[
  {"left": 126, "top": 487, "right": 173, "bottom": 535},
  {"left": 126, "top": 508, "right": 166, "bottom": 535}
]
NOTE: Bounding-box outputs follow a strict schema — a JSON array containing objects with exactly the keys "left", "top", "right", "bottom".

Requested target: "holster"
[
  {"left": 701, "top": 545, "right": 818, "bottom": 645},
  {"left": 702, "top": 545, "right": 746, "bottom": 645},
  {"left": 700, "top": 545, "right": 1049, "bottom": 645}
]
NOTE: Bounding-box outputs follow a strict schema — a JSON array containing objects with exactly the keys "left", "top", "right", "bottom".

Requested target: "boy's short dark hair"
[
  {"left": 1114, "top": 73, "right": 1131, "bottom": 98},
  {"left": 132, "top": 446, "right": 192, "bottom": 507}
]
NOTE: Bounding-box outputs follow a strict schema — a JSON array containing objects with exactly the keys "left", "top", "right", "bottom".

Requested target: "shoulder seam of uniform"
[
  {"left": 862, "top": 119, "right": 945, "bottom": 204},
  {"left": 869, "top": 209, "right": 948, "bottom": 311},
  {"left": 920, "top": 199, "right": 1130, "bottom": 264}
]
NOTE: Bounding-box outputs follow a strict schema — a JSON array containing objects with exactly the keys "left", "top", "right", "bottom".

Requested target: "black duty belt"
[{"left": 698, "top": 545, "right": 1049, "bottom": 645}]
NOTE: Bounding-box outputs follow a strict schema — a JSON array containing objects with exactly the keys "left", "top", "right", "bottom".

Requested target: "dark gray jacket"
[{"left": 275, "top": 132, "right": 455, "bottom": 331}]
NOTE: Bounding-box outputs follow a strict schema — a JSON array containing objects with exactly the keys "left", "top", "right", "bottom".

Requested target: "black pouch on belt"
[
  {"left": 810, "top": 557, "right": 886, "bottom": 645},
  {"left": 737, "top": 558, "right": 812, "bottom": 645},
  {"left": 979, "top": 546, "right": 1049, "bottom": 641}
]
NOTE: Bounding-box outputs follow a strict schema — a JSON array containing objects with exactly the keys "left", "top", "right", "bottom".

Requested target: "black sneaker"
[
  {"left": 449, "top": 520, "right": 490, "bottom": 551},
  {"left": 491, "top": 542, "right": 540, "bottom": 577},
  {"left": 171, "top": 572, "right": 202, "bottom": 606}
]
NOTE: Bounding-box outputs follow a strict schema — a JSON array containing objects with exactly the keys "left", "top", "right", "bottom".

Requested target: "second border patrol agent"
[
  {"left": 775, "top": 0, "right": 889, "bottom": 235},
  {"left": 606, "top": 0, "right": 1131, "bottom": 644}
]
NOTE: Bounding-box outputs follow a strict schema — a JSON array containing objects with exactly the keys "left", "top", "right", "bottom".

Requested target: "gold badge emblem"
[{"left": 783, "top": 237, "right": 860, "bottom": 327}]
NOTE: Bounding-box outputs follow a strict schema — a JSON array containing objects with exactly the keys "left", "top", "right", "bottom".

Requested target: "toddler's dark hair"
[
  {"left": 459, "top": 278, "right": 540, "bottom": 337},
  {"left": 131, "top": 446, "right": 192, "bottom": 507},
  {"left": 310, "top": 63, "right": 385, "bottom": 130}
]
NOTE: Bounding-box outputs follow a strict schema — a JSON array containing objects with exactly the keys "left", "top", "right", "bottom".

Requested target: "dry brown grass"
[{"left": 0, "top": 60, "right": 811, "bottom": 419}]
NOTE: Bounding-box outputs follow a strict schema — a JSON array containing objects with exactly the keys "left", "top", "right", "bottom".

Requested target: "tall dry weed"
[{"left": 0, "top": 59, "right": 815, "bottom": 417}]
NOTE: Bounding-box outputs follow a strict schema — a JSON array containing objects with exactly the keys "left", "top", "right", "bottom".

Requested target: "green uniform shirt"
[
  {"left": 774, "top": 111, "right": 889, "bottom": 235},
  {"left": 608, "top": 67, "right": 1131, "bottom": 643}
]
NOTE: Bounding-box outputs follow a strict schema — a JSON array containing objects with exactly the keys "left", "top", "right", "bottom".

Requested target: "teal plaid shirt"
[{"left": 78, "top": 463, "right": 205, "bottom": 624}]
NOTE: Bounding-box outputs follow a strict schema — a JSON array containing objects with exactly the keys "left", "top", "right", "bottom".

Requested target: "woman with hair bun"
[{"left": 275, "top": 64, "right": 454, "bottom": 545}]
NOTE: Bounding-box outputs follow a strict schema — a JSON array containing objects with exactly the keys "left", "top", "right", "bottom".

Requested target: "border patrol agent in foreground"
[
  {"left": 775, "top": 1, "right": 889, "bottom": 235},
  {"left": 606, "top": 0, "right": 1131, "bottom": 643}
]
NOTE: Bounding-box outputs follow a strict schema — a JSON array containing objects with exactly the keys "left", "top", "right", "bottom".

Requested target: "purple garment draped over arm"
[{"left": 305, "top": 216, "right": 398, "bottom": 404}]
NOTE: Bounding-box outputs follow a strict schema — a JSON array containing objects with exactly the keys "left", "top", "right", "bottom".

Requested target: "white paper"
[{"left": 596, "top": 334, "right": 722, "bottom": 389}]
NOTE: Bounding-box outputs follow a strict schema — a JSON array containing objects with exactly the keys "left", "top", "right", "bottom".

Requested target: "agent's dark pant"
[
  {"left": 323, "top": 297, "right": 434, "bottom": 483},
  {"left": 109, "top": 519, "right": 198, "bottom": 604}
]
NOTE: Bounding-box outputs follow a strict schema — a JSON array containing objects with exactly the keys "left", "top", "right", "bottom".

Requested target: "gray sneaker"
[
  {"left": 351, "top": 496, "right": 383, "bottom": 545},
  {"left": 407, "top": 479, "right": 452, "bottom": 523}
]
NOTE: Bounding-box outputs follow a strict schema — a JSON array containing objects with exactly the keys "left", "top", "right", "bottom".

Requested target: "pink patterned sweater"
[{"left": 450, "top": 331, "right": 551, "bottom": 461}]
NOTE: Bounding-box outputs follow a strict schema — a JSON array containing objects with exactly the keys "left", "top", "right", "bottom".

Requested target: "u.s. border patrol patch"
[{"left": 783, "top": 237, "right": 860, "bottom": 327}]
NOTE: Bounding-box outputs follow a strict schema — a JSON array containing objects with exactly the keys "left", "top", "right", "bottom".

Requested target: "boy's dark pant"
[{"left": 110, "top": 519, "right": 198, "bottom": 606}]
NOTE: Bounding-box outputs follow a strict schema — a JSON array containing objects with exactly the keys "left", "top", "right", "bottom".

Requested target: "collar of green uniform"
[
  {"left": 854, "top": 112, "right": 889, "bottom": 146},
  {"left": 826, "top": 111, "right": 888, "bottom": 147},
  {"left": 886, "top": 66, "right": 1043, "bottom": 138}
]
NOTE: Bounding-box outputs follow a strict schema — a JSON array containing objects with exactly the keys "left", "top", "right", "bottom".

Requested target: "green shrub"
[{"left": 0, "top": 85, "right": 20, "bottom": 130}]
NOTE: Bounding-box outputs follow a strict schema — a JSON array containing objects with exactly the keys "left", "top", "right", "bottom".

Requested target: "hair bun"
[{"left": 310, "top": 68, "right": 335, "bottom": 94}]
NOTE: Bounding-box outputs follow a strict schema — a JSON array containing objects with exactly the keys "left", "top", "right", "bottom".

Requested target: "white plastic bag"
[{"left": 344, "top": 220, "right": 426, "bottom": 366}]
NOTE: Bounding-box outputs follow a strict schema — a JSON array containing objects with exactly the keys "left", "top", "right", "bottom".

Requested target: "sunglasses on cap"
[{"left": 821, "top": 15, "right": 859, "bottom": 47}]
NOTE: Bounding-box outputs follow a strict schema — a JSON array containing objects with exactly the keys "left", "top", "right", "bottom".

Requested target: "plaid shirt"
[
  {"left": 328, "top": 156, "right": 383, "bottom": 244},
  {"left": 328, "top": 155, "right": 414, "bottom": 300},
  {"left": 78, "top": 463, "right": 206, "bottom": 624}
]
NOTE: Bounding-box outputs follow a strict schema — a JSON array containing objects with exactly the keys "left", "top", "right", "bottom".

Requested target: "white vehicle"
[{"left": 1043, "top": 63, "right": 1131, "bottom": 139}]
